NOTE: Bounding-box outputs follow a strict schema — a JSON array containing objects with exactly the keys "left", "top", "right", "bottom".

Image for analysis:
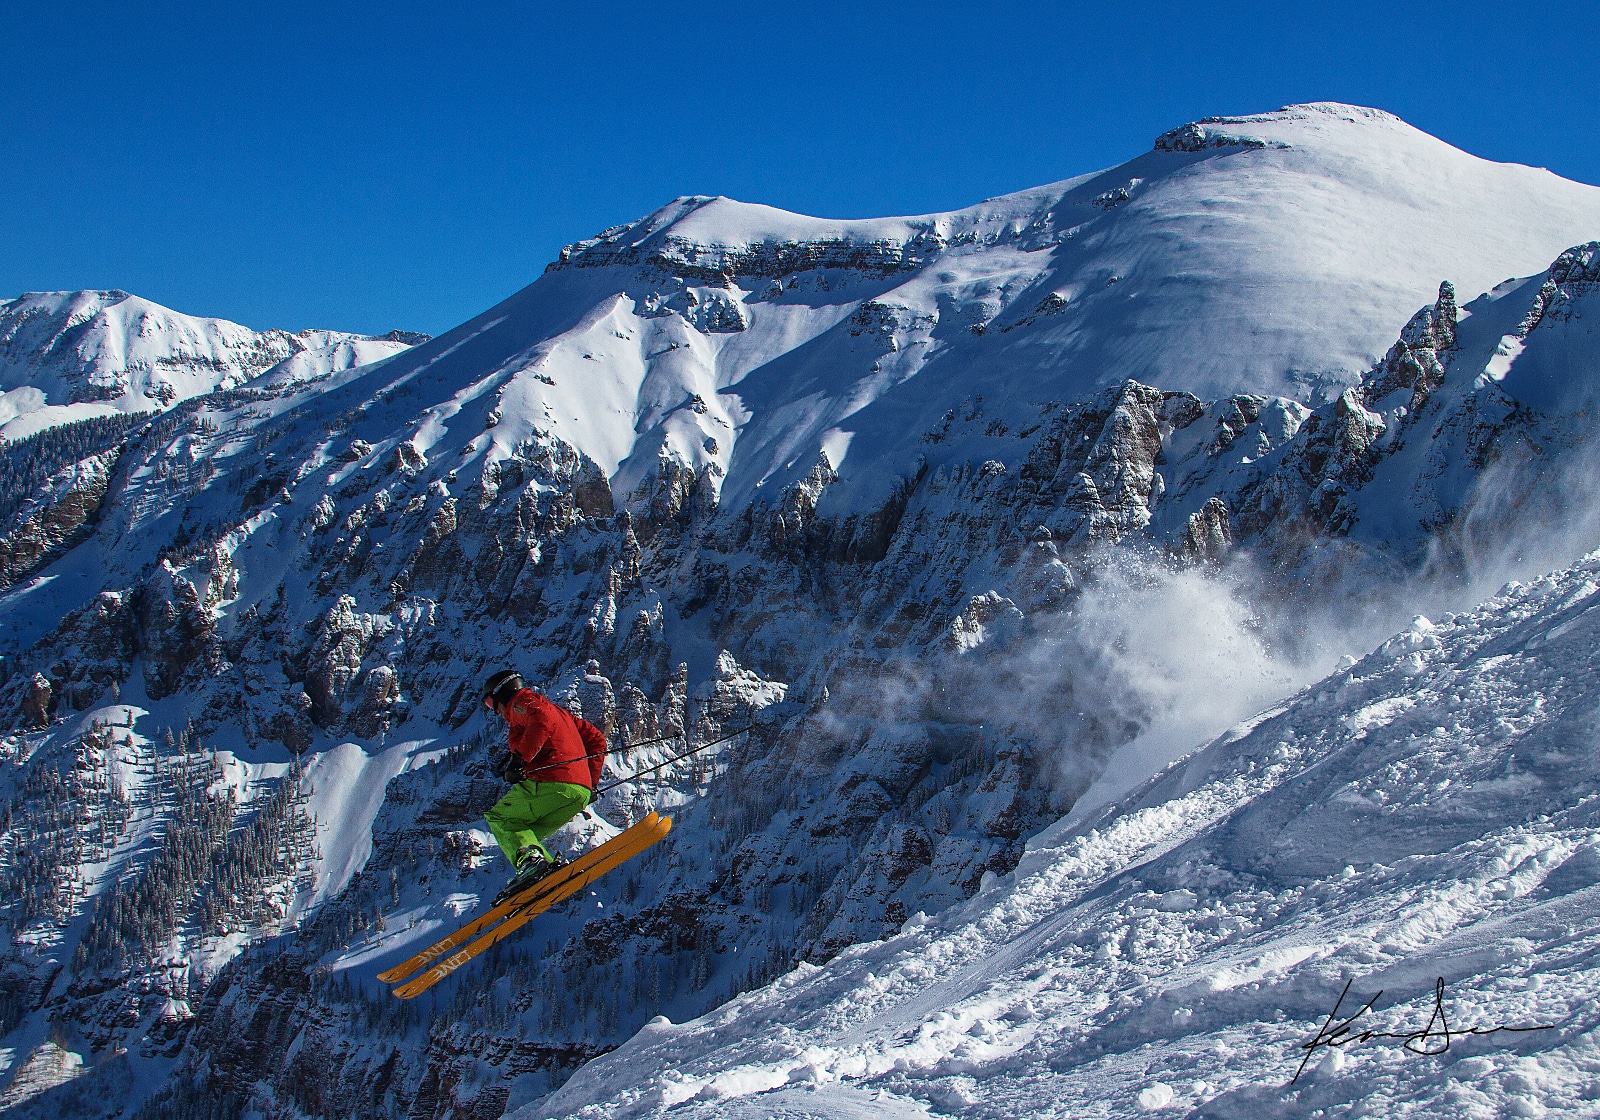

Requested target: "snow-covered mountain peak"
[
  {"left": 0, "top": 290, "right": 426, "bottom": 442},
  {"left": 447, "top": 106, "right": 1600, "bottom": 515},
  {"left": 1153, "top": 101, "right": 1405, "bottom": 149},
  {"left": 558, "top": 103, "right": 1546, "bottom": 282}
]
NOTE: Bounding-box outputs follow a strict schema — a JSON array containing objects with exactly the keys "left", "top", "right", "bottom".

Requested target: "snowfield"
[{"left": 536, "top": 556, "right": 1600, "bottom": 1118}]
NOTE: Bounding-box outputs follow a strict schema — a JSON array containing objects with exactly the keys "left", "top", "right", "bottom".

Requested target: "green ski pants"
[{"left": 485, "top": 779, "right": 591, "bottom": 867}]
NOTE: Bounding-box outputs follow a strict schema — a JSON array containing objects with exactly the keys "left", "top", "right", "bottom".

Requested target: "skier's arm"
[
  {"left": 575, "top": 717, "right": 608, "bottom": 787},
  {"left": 507, "top": 698, "right": 553, "bottom": 767}
]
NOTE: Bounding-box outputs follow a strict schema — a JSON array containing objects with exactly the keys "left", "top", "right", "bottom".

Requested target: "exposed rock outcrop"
[
  {"left": 304, "top": 596, "right": 389, "bottom": 728},
  {"left": 1181, "top": 496, "right": 1233, "bottom": 562},
  {"left": 0, "top": 451, "right": 117, "bottom": 589},
  {"left": 21, "top": 672, "right": 50, "bottom": 728},
  {"left": 134, "top": 561, "right": 220, "bottom": 700},
  {"left": 1518, "top": 240, "right": 1600, "bottom": 335},
  {"left": 1363, "top": 281, "right": 1458, "bottom": 414}
]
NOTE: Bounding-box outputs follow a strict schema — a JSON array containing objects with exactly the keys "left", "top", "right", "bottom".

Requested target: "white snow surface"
[
  {"left": 299, "top": 738, "right": 435, "bottom": 909},
  {"left": 249, "top": 335, "right": 412, "bottom": 391},
  {"left": 373, "top": 102, "right": 1600, "bottom": 514},
  {"left": 534, "top": 554, "right": 1600, "bottom": 1118}
]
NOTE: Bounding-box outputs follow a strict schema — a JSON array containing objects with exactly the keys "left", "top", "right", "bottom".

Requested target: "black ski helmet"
[{"left": 482, "top": 670, "right": 525, "bottom": 711}]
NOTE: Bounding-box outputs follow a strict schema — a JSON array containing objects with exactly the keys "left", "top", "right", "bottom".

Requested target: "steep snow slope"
[
  {"left": 538, "top": 552, "right": 1600, "bottom": 1119},
  {"left": 332, "top": 102, "right": 1600, "bottom": 515},
  {"left": 0, "top": 290, "right": 421, "bottom": 441}
]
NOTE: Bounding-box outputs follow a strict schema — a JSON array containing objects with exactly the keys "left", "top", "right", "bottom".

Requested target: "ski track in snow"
[{"left": 534, "top": 558, "right": 1600, "bottom": 1118}]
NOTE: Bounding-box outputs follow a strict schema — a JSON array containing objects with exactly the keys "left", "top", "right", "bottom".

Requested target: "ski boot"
[{"left": 494, "top": 846, "right": 566, "bottom": 906}]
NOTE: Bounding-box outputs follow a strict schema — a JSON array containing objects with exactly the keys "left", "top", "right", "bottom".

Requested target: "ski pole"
[
  {"left": 604, "top": 704, "right": 731, "bottom": 752},
  {"left": 510, "top": 729, "right": 684, "bottom": 778},
  {"left": 513, "top": 725, "right": 752, "bottom": 784},
  {"left": 594, "top": 725, "right": 752, "bottom": 795},
  {"left": 495, "top": 694, "right": 730, "bottom": 776}
]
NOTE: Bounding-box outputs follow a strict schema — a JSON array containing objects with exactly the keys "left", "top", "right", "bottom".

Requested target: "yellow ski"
[
  {"left": 390, "top": 814, "right": 672, "bottom": 999},
  {"left": 378, "top": 812, "right": 663, "bottom": 987}
]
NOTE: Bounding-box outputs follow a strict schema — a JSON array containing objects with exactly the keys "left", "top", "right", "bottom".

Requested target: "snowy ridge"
[
  {"left": 353, "top": 102, "right": 1600, "bottom": 515},
  {"left": 0, "top": 290, "right": 423, "bottom": 442},
  {"left": 537, "top": 557, "right": 1600, "bottom": 1119}
]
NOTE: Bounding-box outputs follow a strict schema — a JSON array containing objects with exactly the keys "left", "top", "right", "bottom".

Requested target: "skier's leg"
[
  {"left": 519, "top": 781, "right": 593, "bottom": 861},
  {"left": 485, "top": 781, "right": 542, "bottom": 867}
]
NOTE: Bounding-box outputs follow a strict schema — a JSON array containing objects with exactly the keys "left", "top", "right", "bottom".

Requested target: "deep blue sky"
[{"left": 3, "top": 2, "right": 1596, "bottom": 337}]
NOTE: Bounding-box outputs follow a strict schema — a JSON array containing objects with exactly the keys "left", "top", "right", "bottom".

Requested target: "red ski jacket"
[{"left": 504, "top": 688, "right": 607, "bottom": 789}]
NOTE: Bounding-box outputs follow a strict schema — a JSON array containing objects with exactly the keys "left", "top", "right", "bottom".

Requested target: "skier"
[{"left": 480, "top": 670, "right": 607, "bottom": 899}]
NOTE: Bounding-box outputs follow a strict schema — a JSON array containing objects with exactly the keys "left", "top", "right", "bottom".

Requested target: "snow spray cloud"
[
  {"left": 1263, "top": 415, "right": 1600, "bottom": 673},
  {"left": 1075, "top": 409, "right": 1600, "bottom": 818},
  {"left": 1037, "top": 553, "right": 1312, "bottom": 821},
  {"left": 810, "top": 549, "right": 1320, "bottom": 824},
  {"left": 1418, "top": 429, "right": 1600, "bottom": 610},
  {"left": 811, "top": 414, "right": 1600, "bottom": 835}
]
